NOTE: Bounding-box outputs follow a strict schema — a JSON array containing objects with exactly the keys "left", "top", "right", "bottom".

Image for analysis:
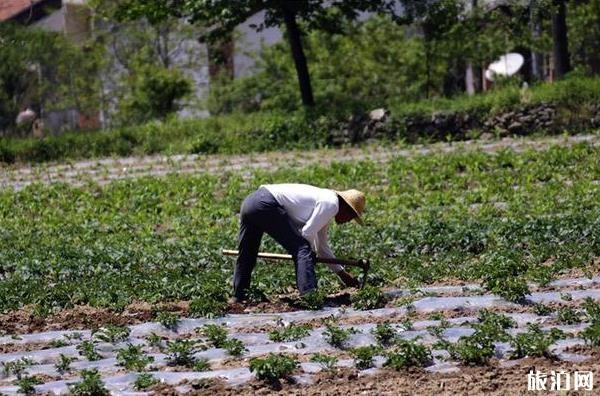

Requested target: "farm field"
[{"left": 0, "top": 132, "right": 598, "bottom": 394}]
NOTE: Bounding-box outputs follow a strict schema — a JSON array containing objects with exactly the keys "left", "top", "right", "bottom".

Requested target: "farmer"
[{"left": 232, "top": 183, "right": 365, "bottom": 302}]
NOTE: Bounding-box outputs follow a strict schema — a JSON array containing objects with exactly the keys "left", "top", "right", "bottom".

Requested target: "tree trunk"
[
  {"left": 552, "top": 0, "right": 571, "bottom": 78},
  {"left": 282, "top": 6, "right": 315, "bottom": 107},
  {"left": 530, "top": 0, "right": 544, "bottom": 80}
]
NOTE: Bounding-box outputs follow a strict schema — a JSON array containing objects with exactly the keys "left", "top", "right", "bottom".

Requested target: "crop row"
[{"left": 0, "top": 140, "right": 598, "bottom": 317}]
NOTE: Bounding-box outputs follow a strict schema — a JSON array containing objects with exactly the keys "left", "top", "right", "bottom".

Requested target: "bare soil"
[{"left": 148, "top": 356, "right": 600, "bottom": 396}]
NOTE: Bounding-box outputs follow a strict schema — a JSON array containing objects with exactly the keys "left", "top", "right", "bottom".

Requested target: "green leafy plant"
[
  {"left": 69, "top": 369, "right": 110, "bottom": 396},
  {"left": 268, "top": 323, "right": 312, "bottom": 342},
  {"left": 2, "top": 358, "right": 32, "bottom": 379},
  {"left": 55, "top": 354, "right": 76, "bottom": 374},
  {"left": 193, "top": 358, "right": 211, "bottom": 372},
  {"left": 200, "top": 324, "right": 229, "bottom": 347},
  {"left": 371, "top": 322, "right": 397, "bottom": 346},
  {"left": 155, "top": 311, "right": 179, "bottom": 330},
  {"left": 298, "top": 289, "right": 327, "bottom": 310},
  {"left": 323, "top": 320, "right": 357, "bottom": 349},
  {"left": 581, "top": 322, "right": 600, "bottom": 347},
  {"left": 93, "top": 325, "right": 131, "bottom": 343},
  {"left": 16, "top": 376, "right": 42, "bottom": 396},
  {"left": 116, "top": 344, "right": 154, "bottom": 371},
  {"left": 509, "top": 324, "right": 564, "bottom": 359},
  {"left": 189, "top": 294, "right": 228, "bottom": 319},
  {"left": 146, "top": 332, "right": 163, "bottom": 349},
  {"left": 557, "top": 306, "right": 582, "bottom": 324},
  {"left": 77, "top": 341, "right": 102, "bottom": 361},
  {"left": 351, "top": 346, "right": 380, "bottom": 370},
  {"left": 165, "top": 339, "right": 202, "bottom": 368},
  {"left": 384, "top": 338, "right": 433, "bottom": 370},
  {"left": 134, "top": 373, "right": 159, "bottom": 391},
  {"left": 351, "top": 285, "right": 387, "bottom": 310},
  {"left": 222, "top": 338, "right": 246, "bottom": 357},
  {"left": 532, "top": 302, "right": 553, "bottom": 316},
  {"left": 249, "top": 353, "right": 299, "bottom": 384},
  {"left": 310, "top": 353, "right": 338, "bottom": 371},
  {"left": 449, "top": 310, "right": 515, "bottom": 365}
]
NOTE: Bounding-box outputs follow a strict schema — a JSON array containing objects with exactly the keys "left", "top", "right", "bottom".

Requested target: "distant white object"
[
  {"left": 485, "top": 53, "right": 524, "bottom": 81},
  {"left": 16, "top": 108, "right": 37, "bottom": 125}
]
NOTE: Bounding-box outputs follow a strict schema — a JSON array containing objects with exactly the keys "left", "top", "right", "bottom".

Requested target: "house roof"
[{"left": 0, "top": 0, "right": 61, "bottom": 23}]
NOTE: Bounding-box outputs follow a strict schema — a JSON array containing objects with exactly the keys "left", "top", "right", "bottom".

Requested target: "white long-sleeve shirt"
[{"left": 261, "top": 183, "right": 344, "bottom": 273}]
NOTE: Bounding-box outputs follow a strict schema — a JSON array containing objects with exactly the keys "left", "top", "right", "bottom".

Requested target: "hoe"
[{"left": 222, "top": 249, "right": 370, "bottom": 289}]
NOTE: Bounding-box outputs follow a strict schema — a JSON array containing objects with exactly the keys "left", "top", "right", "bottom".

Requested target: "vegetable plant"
[
  {"left": 268, "top": 323, "right": 312, "bottom": 342},
  {"left": 351, "top": 285, "right": 387, "bottom": 310},
  {"left": 134, "top": 373, "right": 159, "bottom": 390},
  {"left": 249, "top": 353, "right": 299, "bottom": 384},
  {"left": 371, "top": 322, "right": 397, "bottom": 346},
  {"left": 69, "top": 369, "right": 110, "bottom": 396},
  {"left": 310, "top": 353, "right": 338, "bottom": 371},
  {"left": 384, "top": 338, "right": 432, "bottom": 370},
  {"left": 116, "top": 344, "right": 154, "bottom": 371},
  {"left": 351, "top": 346, "right": 380, "bottom": 370}
]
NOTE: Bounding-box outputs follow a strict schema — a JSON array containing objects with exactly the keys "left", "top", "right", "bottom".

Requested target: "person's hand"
[{"left": 337, "top": 270, "right": 360, "bottom": 288}]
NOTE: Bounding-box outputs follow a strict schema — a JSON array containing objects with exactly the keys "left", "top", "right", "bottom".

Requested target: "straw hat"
[{"left": 335, "top": 189, "right": 366, "bottom": 225}]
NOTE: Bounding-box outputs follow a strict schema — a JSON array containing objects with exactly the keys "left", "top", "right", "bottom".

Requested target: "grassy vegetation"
[
  {"left": 0, "top": 76, "right": 598, "bottom": 164},
  {"left": 0, "top": 139, "right": 598, "bottom": 316}
]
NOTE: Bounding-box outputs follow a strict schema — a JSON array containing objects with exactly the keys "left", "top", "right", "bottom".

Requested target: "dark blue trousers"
[{"left": 233, "top": 187, "right": 317, "bottom": 299}]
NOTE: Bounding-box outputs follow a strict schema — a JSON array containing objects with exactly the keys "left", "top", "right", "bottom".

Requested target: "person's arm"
[
  {"left": 316, "top": 225, "right": 359, "bottom": 288},
  {"left": 316, "top": 225, "right": 344, "bottom": 273},
  {"left": 301, "top": 197, "right": 338, "bottom": 241}
]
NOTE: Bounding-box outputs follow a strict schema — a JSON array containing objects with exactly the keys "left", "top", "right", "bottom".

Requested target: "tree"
[
  {"left": 551, "top": 0, "right": 571, "bottom": 78},
  {"left": 108, "top": 0, "right": 402, "bottom": 108}
]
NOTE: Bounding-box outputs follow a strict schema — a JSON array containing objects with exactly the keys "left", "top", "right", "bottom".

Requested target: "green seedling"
[
  {"left": 189, "top": 290, "right": 228, "bottom": 319},
  {"left": 560, "top": 292, "right": 573, "bottom": 301},
  {"left": 268, "top": 323, "right": 312, "bottom": 342},
  {"left": 146, "top": 332, "right": 163, "bottom": 349},
  {"left": 310, "top": 353, "right": 338, "bottom": 371},
  {"left": 323, "top": 320, "right": 357, "bottom": 349},
  {"left": 384, "top": 338, "right": 433, "bottom": 370},
  {"left": 69, "top": 369, "right": 109, "bottom": 396},
  {"left": 298, "top": 289, "right": 326, "bottom": 310},
  {"left": 2, "top": 358, "right": 33, "bottom": 379},
  {"left": 351, "top": 285, "right": 387, "bottom": 310},
  {"left": 351, "top": 346, "right": 380, "bottom": 370},
  {"left": 49, "top": 339, "right": 68, "bottom": 348},
  {"left": 16, "top": 376, "right": 42, "bottom": 396},
  {"left": 583, "top": 297, "right": 600, "bottom": 322},
  {"left": 199, "top": 324, "right": 229, "bottom": 347},
  {"left": 193, "top": 358, "right": 211, "bottom": 372},
  {"left": 116, "top": 344, "right": 154, "bottom": 371},
  {"left": 93, "top": 325, "right": 130, "bottom": 343},
  {"left": 77, "top": 340, "right": 102, "bottom": 361},
  {"left": 165, "top": 339, "right": 202, "bottom": 368},
  {"left": 371, "top": 322, "right": 397, "bottom": 346},
  {"left": 557, "top": 306, "right": 582, "bottom": 324},
  {"left": 532, "top": 302, "right": 553, "bottom": 316},
  {"left": 223, "top": 338, "right": 246, "bottom": 357},
  {"left": 155, "top": 311, "right": 179, "bottom": 330},
  {"left": 581, "top": 322, "right": 600, "bottom": 347},
  {"left": 249, "top": 353, "right": 299, "bottom": 385},
  {"left": 509, "top": 324, "right": 564, "bottom": 359},
  {"left": 55, "top": 354, "right": 76, "bottom": 374},
  {"left": 134, "top": 373, "right": 159, "bottom": 390},
  {"left": 449, "top": 310, "right": 514, "bottom": 365}
]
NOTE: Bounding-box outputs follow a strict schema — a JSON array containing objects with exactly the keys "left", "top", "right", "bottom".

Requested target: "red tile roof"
[{"left": 0, "top": 0, "right": 43, "bottom": 22}]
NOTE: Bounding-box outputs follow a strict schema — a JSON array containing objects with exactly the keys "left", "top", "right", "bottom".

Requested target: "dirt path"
[{"left": 1, "top": 133, "right": 598, "bottom": 191}]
